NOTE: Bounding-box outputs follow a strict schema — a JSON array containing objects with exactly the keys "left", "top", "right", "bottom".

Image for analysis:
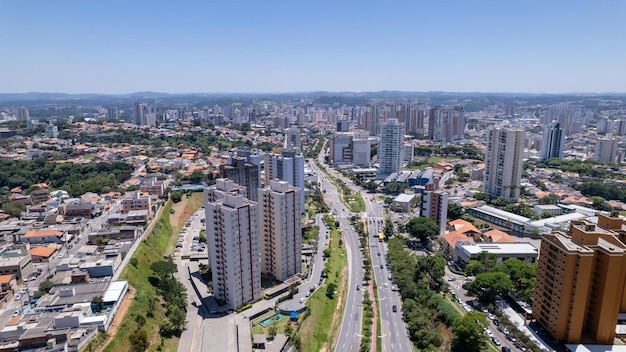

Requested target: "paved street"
[
  {"left": 326, "top": 166, "right": 414, "bottom": 352},
  {"left": 308, "top": 159, "right": 364, "bottom": 352}
]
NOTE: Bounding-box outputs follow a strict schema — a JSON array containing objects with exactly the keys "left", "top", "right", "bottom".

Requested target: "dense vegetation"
[
  {"left": 534, "top": 158, "right": 625, "bottom": 180},
  {"left": 0, "top": 158, "right": 134, "bottom": 198},
  {"left": 465, "top": 252, "right": 537, "bottom": 303},
  {"left": 386, "top": 237, "right": 459, "bottom": 350},
  {"left": 577, "top": 181, "right": 626, "bottom": 203},
  {"left": 77, "top": 127, "right": 259, "bottom": 154}
]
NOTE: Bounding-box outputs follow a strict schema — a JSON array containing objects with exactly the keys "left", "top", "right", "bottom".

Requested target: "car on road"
[
  {"left": 379, "top": 264, "right": 383, "bottom": 269},
  {"left": 377, "top": 252, "right": 380, "bottom": 256},
  {"left": 485, "top": 330, "right": 493, "bottom": 337},
  {"left": 356, "top": 285, "right": 360, "bottom": 290},
  {"left": 20, "top": 288, "right": 27, "bottom": 294},
  {"left": 487, "top": 313, "right": 495, "bottom": 320},
  {"left": 13, "top": 309, "right": 20, "bottom": 317},
  {"left": 506, "top": 334, "right": 516, "bottom": 342},
  {"left": 501, "top": 347, "right": 511, "bottom": 352},
  {"left": 305, "top": 292, "right": 310, "bottom": 297},
  {"left": 515, "top": 342, "right": 527, "bottom": 351},
  {"left": 299, "top": 297, "right": 305, "bottom": 303},
  {"left": 58, "top": 253, "right": 65, "bottom": 258},
  {"left": 14, "top": 294, "right": 21, "bottom": 301},
  {"left": 492, "top": 337, "right": 501, "bottom": 346},
  {"left": 447, "top": 277, "right": 456, "bottom": 281},
  {"left": 392, "top": 305, "right": 397, "bottom": 312}
]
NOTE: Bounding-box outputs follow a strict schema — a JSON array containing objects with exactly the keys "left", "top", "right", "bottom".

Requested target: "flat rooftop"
[{"left": 457, "top": 242, "right": 539, "bottom": 256}]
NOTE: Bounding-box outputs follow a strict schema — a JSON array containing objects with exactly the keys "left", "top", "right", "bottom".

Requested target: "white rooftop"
[
  {"left": 457, "top": 242, "right": 539, "bottom": 256},
  {"left": 393, "top": 193, "right": 415, "bottom": 203}
]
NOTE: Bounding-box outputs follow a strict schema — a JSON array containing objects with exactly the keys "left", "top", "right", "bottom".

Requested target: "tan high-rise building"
[
  {"left": 258, "top": 180, "right": 302, "bottom": 281},
  {"left": 532, "top": 212, "right": 626, "bottom": 344},
  {"left": 483, "top": 127, "right": 525, "bottom": 201}
]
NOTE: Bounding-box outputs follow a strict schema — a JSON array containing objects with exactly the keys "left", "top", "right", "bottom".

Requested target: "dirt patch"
[
  {"left": 169, "top": 193, "right": 204, "bottom": 230},
  {"left": 94, "top": 286, "right": 136, "bottom": 352}
]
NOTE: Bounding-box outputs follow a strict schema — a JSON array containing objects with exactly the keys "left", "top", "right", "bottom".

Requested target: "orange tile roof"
[
  {"left": 127, "top": 178, "right": 140, "bottom": 185},
  {"left": 29, "top": 246, "right": 57, "bottom": 258},
  {"left": 0, "top": 274, "right": 14, "bottom": 284},
  {"left": 483, "top": 229, "right": 516, "bottom": 243},
  {"left": 442, "top": 231, "right": 474, "bottom": 250},
  {"left": 449, "top": 219, "right": 481, "bottom": 235},
  {"left": 23, "top": 230, "right": 63, "bottom": 238}
]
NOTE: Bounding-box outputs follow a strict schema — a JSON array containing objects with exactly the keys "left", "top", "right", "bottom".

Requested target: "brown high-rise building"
[{"left": 532, "top": 211, "right": 626, "bottom": 344}]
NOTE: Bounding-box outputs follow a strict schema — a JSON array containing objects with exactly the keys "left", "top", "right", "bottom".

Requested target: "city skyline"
[{"left": 2, "top": 1, "right": 626, "bottom": 94}]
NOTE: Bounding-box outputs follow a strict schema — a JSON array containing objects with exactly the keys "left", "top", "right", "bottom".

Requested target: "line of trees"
[{"left": 386, "top": 237, "right": 458, "bottom": 350}]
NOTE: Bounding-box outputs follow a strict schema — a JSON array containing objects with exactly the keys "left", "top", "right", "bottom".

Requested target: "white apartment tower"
[
  {"left": 264, "top": 150, "right": 305, "bottom": 214},
  {"left": 284, "top": 125, "right": 301, "bottom": 151},
  {"left": 540, "top": 121, "right": 565, "bottom": 161},
  {"left": 483, "top": 127, "right": 525, "bottom": 202},
  {"left": 258, "top": 180, "right": 302, "bottom": 281},
  {"left": 205, "top": 183, "right": 261, "bottom": 310},
  {"left": 594, "top": 134, "right": 619, "bottom": 163},
  {"left": 15, "top": 107, "right": 30, "bottom": 121},
  {"left": 378, "top": 118, "right": 405, "bottom": 176},
  {"left": 428, "top": 106, "right": 466, "bottom": 143}
]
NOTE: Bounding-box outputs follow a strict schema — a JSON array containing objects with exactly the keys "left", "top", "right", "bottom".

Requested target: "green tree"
[
  {"left": 405, "top": 217, "right": 439, "bottom": 242},
  {"left": 468, "top": 272, "right": 514, "bottom": 302},
  {"left": 2, "top": 201, "right": 25, "bottom": 218},
  {"left": 150, "top": 260, "right": 178, "bottom": 280},
  {"left": 170, "top": 191, "right": 182, "bottom": 203},
  {"left": 417, "top": 256, "right": 446, "bottom": 288},
  {"left": 590, "top": 196, "right": 612, "bottom": 211},
  {"left": 465, "top": 252, "right": 499, "bottom": 276},
  {"left": 383, "top": 218, "right": 394, "bottom": 238},
  {"left": 166, "top": 304, "right": 186, "bottom": 333},
  {"left": 91, "top": 295, "right": 104, "bottom": 312},
  {"left": 452, "top": 312, "right": 487, "bottom": 352},
  {"left": 128, "top": 329, "right": 148, "bottom": 352},
  {"left": 268, "top": 325, "right": 277, "bottom": 339},
  {"left": 539, "top": 195, "right": 558, "bottom": 205},
  {"left": 326, "top": 282, "right": 336, "bottom": 299},
  {"left": 447, "top": 203, "right": 464, "bottom": 220}
]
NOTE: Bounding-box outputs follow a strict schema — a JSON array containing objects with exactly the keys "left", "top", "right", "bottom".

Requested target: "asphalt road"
[
  {"left": 308, "top": 159, "right": 364, "bottom": 352},
  {"left": 328, "top": 171, "right": 414, "bottom": 352}
]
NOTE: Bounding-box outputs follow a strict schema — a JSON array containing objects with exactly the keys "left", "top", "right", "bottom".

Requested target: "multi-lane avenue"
[
  {"left": 308, "top": 159, "right": 364, "bottom": 352},
  {"left": 312, "top": 142, "right": 414, "bottom": 352}
]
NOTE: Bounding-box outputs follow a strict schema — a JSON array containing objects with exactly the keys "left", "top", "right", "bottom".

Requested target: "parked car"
[
  {"left": 392, "top": 305, "right": 397, "bottom": 313},
  {"left": 14, "top": 294, "right": 21, "bottom": 301},
  {"left": 492, "top": 337, "right": 501, "bottom": 346}
]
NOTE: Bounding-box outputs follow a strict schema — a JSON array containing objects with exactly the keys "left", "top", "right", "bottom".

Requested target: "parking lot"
[{"left": 175, "top": 209, "right": 207, "bottom": 257}]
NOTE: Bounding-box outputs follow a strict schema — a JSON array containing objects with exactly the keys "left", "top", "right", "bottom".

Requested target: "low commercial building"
[
  {"left": 121, "top": 192, "right": 151, "bottom": 213},
  {"left": 391, "top": 193, "right": 417, "bottom": 213},
  {"left": 453, "top": 241, "right": 539, "bottom": 266},
  {"left": 29, "top": 246, "right": 58, "bottom": 263},
  {"left": 0, "top": 250, "right": 33, "bottom": 282}
]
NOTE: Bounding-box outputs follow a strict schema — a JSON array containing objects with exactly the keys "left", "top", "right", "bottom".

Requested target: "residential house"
[{"left": 19, "top": 230, "right": 63, "bottom": 244}]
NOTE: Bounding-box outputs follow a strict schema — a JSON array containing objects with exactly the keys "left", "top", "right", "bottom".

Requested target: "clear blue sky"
[{"left": 2, "top": 1, "right": 625, "bottom": 94}]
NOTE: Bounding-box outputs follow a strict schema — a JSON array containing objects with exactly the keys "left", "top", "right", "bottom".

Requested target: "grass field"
[
  {"left": 344, "top": 191, "right": 365, "bottom": 212},
  {"left": 100, "top": 192, "right": 204, "bottom": 352},
  {"left": 298, "top": 228, "right": 347, "bottom": 352}
]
